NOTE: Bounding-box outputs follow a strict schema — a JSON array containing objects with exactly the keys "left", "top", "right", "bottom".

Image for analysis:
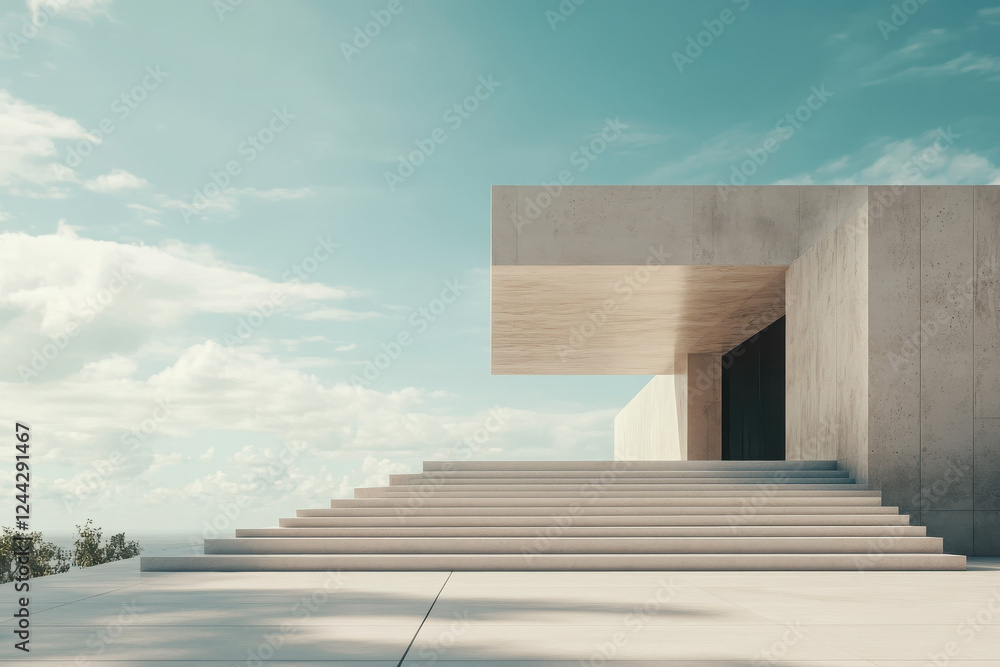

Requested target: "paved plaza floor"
[{"left": 2, "top": 553, "right": 999, "bottom": 665}]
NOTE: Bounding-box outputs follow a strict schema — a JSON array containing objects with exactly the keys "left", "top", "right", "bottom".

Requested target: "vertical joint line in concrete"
[
  {"left": 514, "top": 185, "right": 519, "bottom": 265},
  {"left": 972, "top": 186, "right": 976, "bottom": 540},
  {"left": 396, "top": 571, "right": 453, "bottom": 666}
]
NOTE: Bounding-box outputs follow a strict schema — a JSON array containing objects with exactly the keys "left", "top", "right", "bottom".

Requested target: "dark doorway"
[{"left": 721, "top": 317, "right": 785, "bottom": 461}]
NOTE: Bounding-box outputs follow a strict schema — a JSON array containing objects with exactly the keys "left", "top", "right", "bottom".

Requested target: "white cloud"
[
  {"left": 237, "top": 187, "right": 316, "bottom": 201},
  {"left": 0, "top": 226, "right": 369, "bottom": 374},
  {"left": 642, "top": 127, "right": 757, "bottom": 184},
  {"left": 817, "top": 155, "right": 850, "bottom": 174},
  {"left": 976, "top": 6, "right": 1000, "bottom": 24},
  {"left": 147, "top": 451, "right": 183, "bottom": 473},
  {"left": 158, "top": 192, "right": 238, "bottom": 217},
  {"left": 335, "top": 343, "right": 357, "bottom": 352},
  {"left": 78, "top": 354, "right": 137, "bottom": 380},
  {"left": 155, "top": 187, "right": 316, "bottom": 222},
  {"left": 2, "top": 340, "right": 614, "bottom": 529},
  {"left": 0, "top": 90, "right": 150, "bottom": 199},
  {"left": 0, "top": 89, "right": 89, "bottom": 196},
  {"left": 602, "top": 120, "right": 673, "bottom": 151},
  {"left": 83, "top": 168, "right": 148, "bottom": 193},
  {"left": 127, "top": 202, "right": 158, "bottom": 214},
  {"left": 27, "top": 0, "right": 114, "bottom": 23},
  {"left": 863, "top": 25, "right": 1000, "bottom": 85},
  {"left": 867, "top": 52, "right": 1000, "bottom": 85},
  {"left": 642, "top": 122, "right": 804, "bottom": 186},
  {"left": 778, "top": 129, "right": 1000, "bottom": 185},
  {"left": 298, "top": 307, "right": 381, "bottom": 321}
]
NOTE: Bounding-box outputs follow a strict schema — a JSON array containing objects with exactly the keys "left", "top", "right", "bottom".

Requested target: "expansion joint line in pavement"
[{"left": 396, "top": 570, "right": 454, "bottom": 667}]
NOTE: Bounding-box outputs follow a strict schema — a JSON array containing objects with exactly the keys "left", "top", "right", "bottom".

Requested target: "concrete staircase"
[{"left": 141, "top": 460, "right": 966, "bottom": 571}]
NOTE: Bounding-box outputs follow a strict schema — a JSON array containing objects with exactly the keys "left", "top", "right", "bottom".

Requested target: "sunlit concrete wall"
[
  {"left": 786, "top": 185, "right": 1000, "bottom": 555},
  {"left": 613, "top": 357, "right": 720, "bottom": 462},
  {"left": 495, "top": 185, "right": 852, "bottom": 268},
  {"left": 786, "top": 189, "right": 870, "bottom": 485},
  {"left": 613, "top": 375, "right": 685, "bottom": 460},
  {"left": 867, "top": 186, "right": 1000, "bottom": 556},
  {"left": 686, "top": 353, "right": 722, "bottom": 461}
]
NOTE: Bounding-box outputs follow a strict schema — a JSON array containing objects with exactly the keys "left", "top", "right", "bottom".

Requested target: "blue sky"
[{"left": 1, "top": 0, "right": 999, "bottom": 535}]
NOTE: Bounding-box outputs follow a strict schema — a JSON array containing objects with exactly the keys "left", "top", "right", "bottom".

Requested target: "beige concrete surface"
[
  {"left": 3, "top": 555, "right": 998, "bottom": 664},
  {"left": 491, "top": 264, "right": 785, "bottom": 375}
]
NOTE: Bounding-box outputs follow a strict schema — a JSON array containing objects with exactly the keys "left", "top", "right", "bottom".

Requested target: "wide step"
[
  {"left": 423, "top": 461, "right": 840, "bottom": 471},
  {"left": 142, "top": 553, "right": 966, "bottom": 571},
  {"left": 279, "top": 514, "right": 914, "bottom": 527},
  {"left": 238, "top": 525, "right": 927, "bottom": 538},
  {"left": 205, "top": 536, "right": 943, "bottom": 555},
  {"left": 298, "top": 506, "right": 899, "bottom": 517}
]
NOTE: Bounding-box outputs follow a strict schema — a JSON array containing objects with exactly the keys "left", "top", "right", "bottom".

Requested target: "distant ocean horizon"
[{"left": 36, "top": 530, "right": 203, "bottom": 556}]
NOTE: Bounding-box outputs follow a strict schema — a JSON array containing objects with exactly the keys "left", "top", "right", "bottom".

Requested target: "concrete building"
[{"left": 491, "top": 185, "right": 1000, "bottom": 557}]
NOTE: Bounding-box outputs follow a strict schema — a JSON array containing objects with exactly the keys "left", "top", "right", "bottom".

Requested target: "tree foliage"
[
  {"left": 0, "top": 521, "right": 142, "bottom": 582},
  {"left": 0, "top": 526, "right": 71, "bottom": 584},
  {"left": 72, "top": 519, "right": 142, "bottom": 568}
]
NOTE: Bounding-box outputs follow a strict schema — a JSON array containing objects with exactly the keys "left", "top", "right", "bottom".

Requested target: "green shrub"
[
  {"left": 72, "top": 519, "right": 142, "bottom": 568},
  {"left": 0, "top": 527, "right": 71, "bottom": 584},
  {"left": 0, "top": 521, "right": 142, "bottom": 580}
]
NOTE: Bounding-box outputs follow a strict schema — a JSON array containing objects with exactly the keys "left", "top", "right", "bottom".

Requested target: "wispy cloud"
[
  {"left": 866, "top": 51, "right": 1000, "bottom": 85},
  {"left": 239, "top": 187, "right": 316, "bottom": 201},
  {"left": 83, "top": 168, "right": 148, "bottom": 193},
  {"left": 27, "top": 0, "right": 115, "bottom": 23},
  {"left": 298, "top": 307, "right": 381, "bottom": 322},
  {"left": 975, "top": 5, "right": 1000, "bottom": 25},
  {"left": 0, "top": 89, "right": 88, "bottom": 196},
  {"left": 777, "top": 128, "right": 1000, "bottom": 185},
  {"left": 0, "top": 90, "right": 154, "bottom": 200},
  {"left": 864, "top": 11, "right": 1000, "bottom": 85},
  {"left": 0, "top": 225, "right": 370, "bottom": 371},
  {"left": 1, "top": 339, "right": 615, "bottom": 527},
  {"left": 155, "top": 186, "right": 317, "bottom": 221}
]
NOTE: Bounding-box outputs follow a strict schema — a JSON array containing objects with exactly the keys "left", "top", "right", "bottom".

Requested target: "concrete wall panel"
[
  {"left": 974, "top": 418, "right": 1000, "bottom": 511},
  {"left": 974, "top": 511, "right": 1000, "bottom": 556},
  {"left": 799, "top": 186, "right": 840, "bottom": 255},
  {"left": 867, "top": 186, "right": 922, "bottom": 514},
  {"left": 839, "top": 203, "right": 869, "bottom": 483},
  {"left": 974, "top": 187, "right": 1000, "bottom": 418},
  {"left": 692, "top": 186, "right": 716, "bottom": 265},
  {"left": 516, "top": 185, "right": 693, "bottom": 265},
  {"left": 694, "top": 186, "right": 800, "bottom": 265},
  {"left": 920, "top": 186, "right": 974, "bottom": 512},
  {"left": 674, "top": 353, "right": 689, "bottom": 459},
  {"left": 785, "top": 251, "right": 806, "bottom": 460},
  {"left": 687, "top": 353, "right": 722, "bottom": 461},
  {"left": 491, "top": 186, "right": 518, "bottom": 265},
  {"left": 815, "top": 232, "right": 839, "bottom": 461},
  {"left": 923, "top": 510, "right": 974, "bottom": 555}
]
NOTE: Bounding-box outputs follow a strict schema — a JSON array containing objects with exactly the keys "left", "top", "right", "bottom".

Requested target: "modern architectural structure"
[
  {"left": 492, "top": 185, "right": 999, "bottom": 557},
  {"left": 143, "top": 184, "right": 996, "bottom": 572}
]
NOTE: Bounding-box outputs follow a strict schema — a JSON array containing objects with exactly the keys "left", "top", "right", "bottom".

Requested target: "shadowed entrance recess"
[{"left": 723, "top": 317, "right": 786, "bottom": 461}]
